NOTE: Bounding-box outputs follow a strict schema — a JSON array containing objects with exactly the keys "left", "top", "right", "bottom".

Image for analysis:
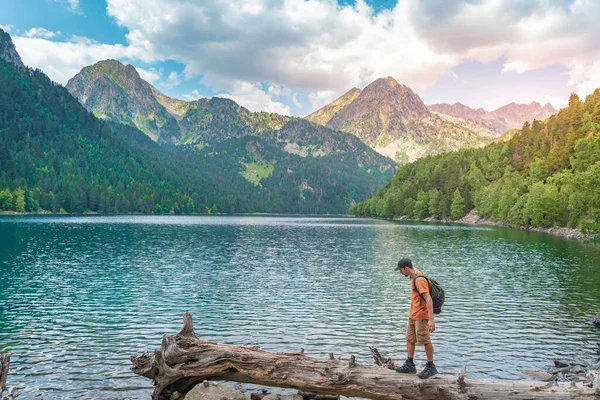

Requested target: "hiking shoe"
[
  {"left": 417, "top": 363, "right": 438, "bottom": 379},
  {"left": 395, "top": 360, "right": 416, "bottom": 374}
]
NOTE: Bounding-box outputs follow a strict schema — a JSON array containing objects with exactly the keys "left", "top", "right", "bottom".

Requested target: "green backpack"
[{"left": 413, "top": 274, "right": 445, "bottom": 314}]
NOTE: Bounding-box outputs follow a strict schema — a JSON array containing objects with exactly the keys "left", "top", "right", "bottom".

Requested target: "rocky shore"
[
  {"left": 393, "top": 210, "right": 596, "bottom": 241},
  {"left": 456, "top": 210, "right": 596, "bottom": 240}
]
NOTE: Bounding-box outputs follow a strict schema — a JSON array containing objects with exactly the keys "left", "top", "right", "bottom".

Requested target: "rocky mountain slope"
[
  {"left": 428, "top": 101, "right": 556, "bottom": 133},
  {"left": 67, "top": 60, "right": 395, "bottom": 171},
  {"left": 306, "top": 87, "right": 361, "bottom": 126},
  {"left": 306, "top": 77, "right": 499, "bottom": 163},
  {"left": 0, "top": 28, "right": 24, "bottom": 68},
  {"left": 66, "top": 60, "right": 181, "bottom": 143},
  {"left": 64, "top": 58, "right": 396, "bottom": 208}
]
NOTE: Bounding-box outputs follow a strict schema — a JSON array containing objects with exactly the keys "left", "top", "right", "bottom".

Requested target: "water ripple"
[{"left": 0, "top": 215, "right": 599, "bottom": 399}]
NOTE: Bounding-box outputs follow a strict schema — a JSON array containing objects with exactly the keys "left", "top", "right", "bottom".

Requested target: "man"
[{"left": 394, "top": 258, "right": 438, "bottom": 379}]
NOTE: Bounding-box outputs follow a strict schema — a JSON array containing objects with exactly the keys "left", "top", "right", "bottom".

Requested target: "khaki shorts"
[{"left": 406, "top": 318, "right": 431, "bottom": 345}]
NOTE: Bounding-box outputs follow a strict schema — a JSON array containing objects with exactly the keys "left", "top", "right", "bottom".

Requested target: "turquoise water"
[{"left": 1, "top": 215, "right": 599, "bottom": 399}]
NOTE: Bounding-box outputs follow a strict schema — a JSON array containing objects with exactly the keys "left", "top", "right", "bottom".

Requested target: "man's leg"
[
  {"left": 396, "top": 319, "right": 417, "bottom": 374},
  {"left": 407, "top": 341, "right": 415, "bottom": 359},
  {"left": 416, "top": 321, "right": 438, "bottom": 379},
  {"left": 424, "top": 342, "right": 433, "bottom": 362}
]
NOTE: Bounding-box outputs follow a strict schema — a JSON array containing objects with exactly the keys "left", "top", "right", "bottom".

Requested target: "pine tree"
[
  {"left": 0, "top": 189, "right": 13, "bottom": 210},
  {"left": 450, "top": 189, "right": 466, "bottom": 220}
]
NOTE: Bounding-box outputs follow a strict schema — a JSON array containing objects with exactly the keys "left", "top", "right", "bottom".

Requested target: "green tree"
[
  {"left": 528, "top": 158, "right": 554, "bottom": 183},
  {"left": 13, "top": 188, "right": 25, "bottom": 212},
  {"left": 382, "top": 196, "right": 395, "bottom": 219},
  {"left": 450, "top": 189, "right": 466, "bottom": 220},
  {"left": 404, "top": 198, "right": 416, "bottom": 218},
  {"left": 523, "top": 182, "right": 561, "bottom": 227},
  {"left": 0, "top": 189, "right": 13, "bottom": 210},
  {"left": 24, "top": 190, "right": 39, "bottom": 212},
  {"left": 413, "top": 190, "right": 430, "bottom": 219},
  {"left": 428, "top": 189, "right": 443, "bottom": 219}
]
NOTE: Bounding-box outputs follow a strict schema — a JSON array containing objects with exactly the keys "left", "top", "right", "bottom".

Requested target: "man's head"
[{"left": 395, "top": 258, "right": 413, "bottom": 276}]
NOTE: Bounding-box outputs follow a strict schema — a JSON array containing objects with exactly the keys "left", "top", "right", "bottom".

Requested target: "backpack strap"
[{"left": 413, "top": 274, "right": 430, "bottom": 304}]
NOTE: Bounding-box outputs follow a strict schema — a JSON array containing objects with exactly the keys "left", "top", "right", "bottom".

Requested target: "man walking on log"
[{"left": 394, "top": 258, "right": 438, "bottom": 379}]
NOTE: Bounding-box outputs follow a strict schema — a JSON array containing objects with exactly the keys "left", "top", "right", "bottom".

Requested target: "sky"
[{"left": 1, "top": 0, "right": 599, "bottom": 116}]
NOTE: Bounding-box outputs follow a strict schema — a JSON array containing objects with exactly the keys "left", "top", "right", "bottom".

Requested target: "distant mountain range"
[
  {"left": 0, "top": 26, "right": 570, "bottom": 216},
  {"left": 66, "top": 59, "right": 396, "bottom": 175},
  {"left": 0, "top": 27, "right": 400, "bottom": 216},
  {"left": 68, "top": 59, "right": 559, "bottom": 170},
  {"left": 427, "top": 101, "right": 556, "bottom": 133},
  {"left": 306, "top": 77, "right": 500, "bottom": 163}
]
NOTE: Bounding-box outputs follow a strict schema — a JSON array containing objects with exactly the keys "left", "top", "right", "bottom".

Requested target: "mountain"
[
  {"left": 66, "top": 60, "right": 181, "bottom": 143},
  {"left": 0, "top": 51, "right": 396, "bottom": 214},
  {"left": 0, "top": 28, "right": 397, "bottom": 215},
  {"left": 306, "top": 87, "right": 361, "bottom": 126},
  {"left": 305, "top": 77, "right": 499, "bottom": 163},
  {"left": 0, "top": 28, "right": 24, "bottom": 68},
  {"left": 428, "top": 101, "right": 557, "bottom": 133},
  {"left": 66, "top": 59, "right": 396, "bottom": 185},
  {"left": 492, "top": 101, "right": 556, "bottom": 130},
  {"left": 0, "top": 31, "right": 247, "bottom": 215},
  {"left": 352, "top": 90, "right": 600, "bottom": 235}
]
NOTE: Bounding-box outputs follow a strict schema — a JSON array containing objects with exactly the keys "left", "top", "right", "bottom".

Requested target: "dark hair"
[{"left": 397, "top": 258, "right": 413, "bottom": 270}]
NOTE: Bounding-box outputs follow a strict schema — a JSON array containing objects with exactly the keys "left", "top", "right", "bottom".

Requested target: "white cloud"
[
  {"left": 182, "top": 89, "right": 202, "bottom": 101},
  {"left": 166, "top": 71, "right": 182, "bottom": 88},
  {"left": 568, "top": 59, "right": 600, "bottom": 101},
  {"left": 104, "top": 0, "right": 600, "bottom": 113},
  {"left": 11, "top": 0, "right": 600, "bottom": 113},
  {"left": 105, "top": 0, "right": 455, "bottom": 101},
  {"left": 308, "top": 90, "right": 341, "bottom": 111},
  {"left": 0, "top": 24, "right": 12, "bottom": 33},
  {"left": 292, "top": 93, "right": 302, "bottom": 109},
  {"left": 64, "top": 0, "right": 80, "bottom": 12},
  {"left": 24, "top": 28, "right": 60, "bottom": 39},
  {"left": 539, "top": 95, "right": 569, "bottom": 110},
  {"left": 12, "top": 35, "right": 150, "bottom": 84},
  {"left": 215, "top": 79, "right": 291, "bottom": 115},
  {"left": 407, "top": 0, "right": 600, "bottom": 99},
  {"left": 136, "top": 66, "right": 161, "bottom": 84}
]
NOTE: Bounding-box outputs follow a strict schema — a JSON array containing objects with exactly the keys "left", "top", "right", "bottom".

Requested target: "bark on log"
[
  {"left": 593, "top": 312, "right": 600, "bottom": 328},
  {"left": 0, "top": 353, "right": 10, "bottom": 395},
  {"left": 131, "top": 313, "right": 600, "bottom": 400}
]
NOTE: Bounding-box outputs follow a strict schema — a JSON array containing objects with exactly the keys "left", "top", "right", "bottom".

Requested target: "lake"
[{"left": 1, "top": 215, "right": 599, "bottom": 399}]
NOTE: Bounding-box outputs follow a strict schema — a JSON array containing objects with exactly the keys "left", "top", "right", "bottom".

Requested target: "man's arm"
[
  {"left": 423, "top": 292, "right": 435, "bottom": 332},
  {"left": 415, "top": 277, "right": 435, "bottom": 332}
]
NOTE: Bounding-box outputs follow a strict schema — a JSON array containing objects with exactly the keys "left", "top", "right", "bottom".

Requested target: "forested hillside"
[
  {"left": 351, "top": 91, "right": 600, "bottom": 234},
  {"left": 0, "top": 58, "right": 254, "bottom": 214},
  {"left": 0, "top": 56, "right": 393, "bottom": 214}
]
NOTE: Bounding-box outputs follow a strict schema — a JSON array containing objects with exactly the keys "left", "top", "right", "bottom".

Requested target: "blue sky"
[{"left": 1, "top": 0, "right": 598, "bottom": 115}]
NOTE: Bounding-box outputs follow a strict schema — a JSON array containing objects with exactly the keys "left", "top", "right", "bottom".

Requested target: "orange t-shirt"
[{"left": 409, "top": 272, "right": 430, "bottom": 320}]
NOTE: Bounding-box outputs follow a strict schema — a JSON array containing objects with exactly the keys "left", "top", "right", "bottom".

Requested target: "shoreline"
[
  {"left": 1, "top": 211, "right": 595, "bottom": 241},
  {"left": 392, "top": 210, "right": 595, "bottom": 241}
]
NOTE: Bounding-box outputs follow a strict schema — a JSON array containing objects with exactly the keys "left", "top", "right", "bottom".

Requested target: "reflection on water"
[{"left": 1, "top": 215, "right": 599, "bottom": 399}]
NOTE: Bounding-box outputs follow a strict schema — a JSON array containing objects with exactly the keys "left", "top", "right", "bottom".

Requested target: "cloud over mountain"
[{"left": 9, "top": 0, "right": 600, "bottom": 114}]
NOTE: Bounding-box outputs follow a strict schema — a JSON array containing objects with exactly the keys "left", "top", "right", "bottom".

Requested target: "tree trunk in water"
[
  {"left": 0, "top": 353, "right": 11, "bottom": 398},
  {"left": 131, "top": 313, "right": 600, "bottom": 400}
]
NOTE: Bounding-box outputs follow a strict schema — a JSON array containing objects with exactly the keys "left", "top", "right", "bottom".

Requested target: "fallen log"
[
  {"left": 0, "top": 353, "right": 17, "bottom": 400},
  {"left": 131, "top": 313, "right": 600, "bottom": 400},
  {"left": 0, "top": 353, "right": 10, "bottom": 395}
]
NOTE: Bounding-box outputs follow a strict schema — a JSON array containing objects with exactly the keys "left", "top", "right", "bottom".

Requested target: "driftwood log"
[
  {"left": 131, "top": 313, "right": 600, "bottom": 400},
  {"left": 0, "top": 353, "right": 14, "bottom": 400},
  {"left": 0, "top": 353, "right": 9, "bottom": 394}
]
